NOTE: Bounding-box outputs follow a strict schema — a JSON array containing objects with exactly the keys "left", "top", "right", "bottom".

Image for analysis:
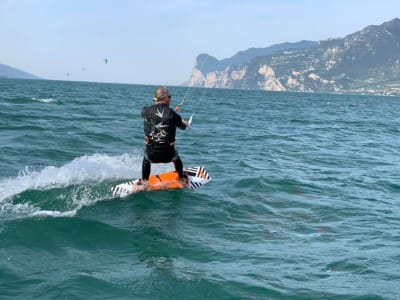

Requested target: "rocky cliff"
[{"left": 186, "top": 18, "right": 400, "bottom": 96}]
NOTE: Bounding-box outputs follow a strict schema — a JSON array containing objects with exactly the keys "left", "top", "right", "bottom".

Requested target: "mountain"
[
  {"left": 186, "top": 18, "right": 400, "bottom": 96},
  {"left": 0, "top": 64, "right": 41, "bottom": 80},
  {"left": 195, "top": 40, "right": 317, "bottom": 74}
]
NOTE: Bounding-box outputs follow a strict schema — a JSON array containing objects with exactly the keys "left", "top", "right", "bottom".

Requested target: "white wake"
[{"left": 0, "top": 152, "right": 171, "bottom": 218}]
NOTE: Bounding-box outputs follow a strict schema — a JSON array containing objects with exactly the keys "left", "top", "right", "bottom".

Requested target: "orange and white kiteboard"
[{"left": 111, "top": 166, "right": 211, "bottom": 198}]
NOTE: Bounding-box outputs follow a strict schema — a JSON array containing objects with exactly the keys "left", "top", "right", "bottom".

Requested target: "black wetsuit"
[{"left": 141, "top": 103, "right": 187, "bottom": 180}]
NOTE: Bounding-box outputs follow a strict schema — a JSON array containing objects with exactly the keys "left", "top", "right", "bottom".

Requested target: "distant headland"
[
  {"left": 185, "top": 18, "right": 400, "bottom": 96},
  {"left": 0, "top": 64, "right": 41, "bottom": 80}
]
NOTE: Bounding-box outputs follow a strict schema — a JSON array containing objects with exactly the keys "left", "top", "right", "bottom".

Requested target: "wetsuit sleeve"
[
  {"left": 142, "top": 106, "right": 151, "bottom": 136},
  {"left": 173, "top": 111, "right": 187, "bottom": 130},
  {"left": 141, "top": 107, "right": 147, "bottom": 118}
]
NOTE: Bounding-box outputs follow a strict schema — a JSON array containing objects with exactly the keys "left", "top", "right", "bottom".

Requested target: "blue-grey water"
[{"left": 0, "top": 78, "right": 399, "bottom": 299}]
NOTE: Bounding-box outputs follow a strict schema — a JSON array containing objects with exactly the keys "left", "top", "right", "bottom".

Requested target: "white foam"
[
  {"left": 0, "top": 152, "right": 176, "bottom": 219},
  {"left": 0, "top": 202, "right": 37, "bottom": 215},
  {"left": 27, "top": 185, "right": 105, "bottom": 218},
  {"left": 0, "top": 153, "right": 143, "bottom": 202},
  {"left": 32, "top": 209, "right": 77, "bottom": 217},
  {"left": 31, "top": 97, "right": 57, "bottom": 103}
]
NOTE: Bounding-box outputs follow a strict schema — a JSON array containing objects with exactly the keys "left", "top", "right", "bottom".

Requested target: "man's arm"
[{"left": 173, "top": 111, "right": 187, "bottom": 130}]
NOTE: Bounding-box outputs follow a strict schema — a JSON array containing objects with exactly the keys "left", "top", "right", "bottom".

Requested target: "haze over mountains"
[
  {"left": 0, "top": 64, "right": 41, "bottom": 80},
  {"left": 2, "top": 18, "right": 400, "bottom": 96},
  {"left": 186, "top": 18, "right": 400, "bottom": 96}
]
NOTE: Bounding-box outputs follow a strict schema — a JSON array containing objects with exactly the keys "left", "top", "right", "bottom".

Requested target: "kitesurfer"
[{"left": 140, "top": 87, "right": 188, "bottom": 185}]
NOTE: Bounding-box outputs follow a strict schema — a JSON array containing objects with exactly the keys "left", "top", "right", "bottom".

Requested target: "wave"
[
  {"left": 1, "top": 96, "right": 59, "bottom": 104},
  {"left": 0, "top": 152, "right": 166, "bottom": 219},
  {"left": 31, "top": 97, "right": 58, "bottom": 104}
]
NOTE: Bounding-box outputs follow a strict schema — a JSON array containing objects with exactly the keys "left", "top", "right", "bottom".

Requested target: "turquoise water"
[{"left": 1, "top": 78, "right": 399, "bottom": 299}]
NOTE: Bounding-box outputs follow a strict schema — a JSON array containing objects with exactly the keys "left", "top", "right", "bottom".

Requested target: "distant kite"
[
  {"left": 103, "top": 58, "right": 108, "bottom": 64},
  {"left": 66, "top": 73, "right": 70, "bottom": 77}
]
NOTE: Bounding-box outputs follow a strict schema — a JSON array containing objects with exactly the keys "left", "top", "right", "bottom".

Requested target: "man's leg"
[
  {"left": 142, "top": 157, "right": 151, "bottom": 181},
  {"left": 171, "top": 150, "right": 184, "bottom": 179}
]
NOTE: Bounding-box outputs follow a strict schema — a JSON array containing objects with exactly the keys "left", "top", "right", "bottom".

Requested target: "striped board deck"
[{"left": 111, "top": 166, "right": 211, "bottom": 198}]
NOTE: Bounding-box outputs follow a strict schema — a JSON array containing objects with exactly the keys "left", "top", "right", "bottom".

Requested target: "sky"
[{"left": 0, "top": 0, "right": 399, "bottom": 85}]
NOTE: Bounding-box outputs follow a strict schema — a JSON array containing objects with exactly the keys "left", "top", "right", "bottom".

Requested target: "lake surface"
[{"left": 1, "top": 79, "right": 399, "bottom": 299}]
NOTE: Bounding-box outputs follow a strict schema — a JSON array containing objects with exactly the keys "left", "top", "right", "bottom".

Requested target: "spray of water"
[{"left": 0, "top": 152, "right": 172, "bottom": 218}]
